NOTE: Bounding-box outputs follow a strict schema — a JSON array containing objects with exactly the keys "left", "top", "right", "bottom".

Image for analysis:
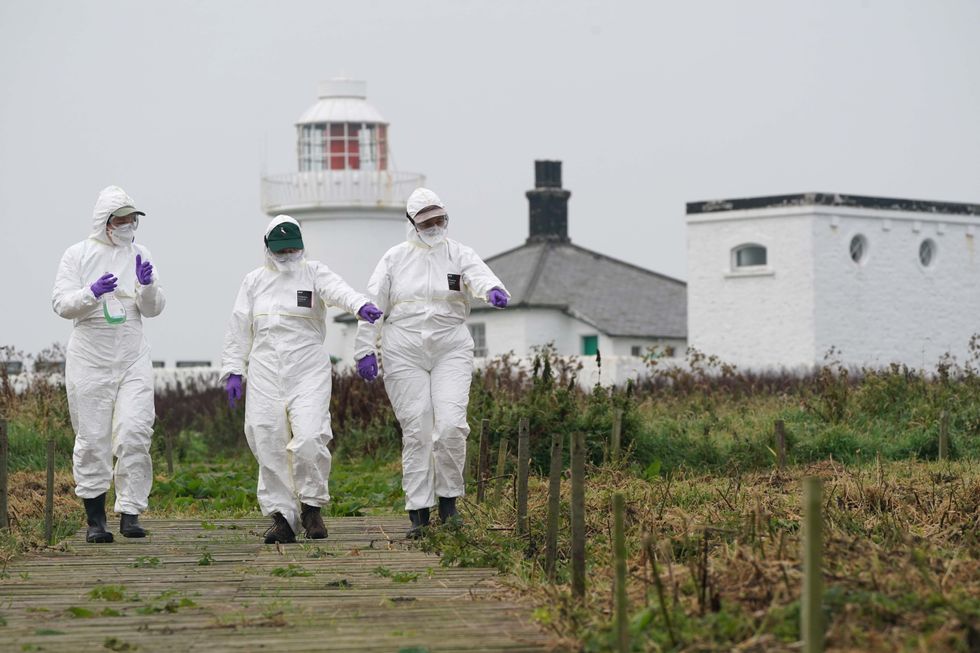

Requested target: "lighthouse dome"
[{"left": 297, "top": 79, "right": 386, "bottom": 125}]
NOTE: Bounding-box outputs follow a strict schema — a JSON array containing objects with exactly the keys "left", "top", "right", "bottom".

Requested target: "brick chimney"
[{"left": 526, "top": 160, "right": 571, "bottom": 243}]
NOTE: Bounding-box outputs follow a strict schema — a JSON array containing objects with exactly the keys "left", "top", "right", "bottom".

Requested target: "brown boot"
[
  {"left": 300, "top": 504, "right": 327, "bottom": 539},
  {"left": 263, "top": 512, "right": 296, "bottom": 544}
]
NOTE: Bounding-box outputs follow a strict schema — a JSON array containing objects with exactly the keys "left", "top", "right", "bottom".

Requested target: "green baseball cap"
[{"left": 265, "top": 222, "right": 304, "bottom": 252}]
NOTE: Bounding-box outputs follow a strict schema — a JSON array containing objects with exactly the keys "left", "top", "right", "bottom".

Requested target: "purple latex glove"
[
  {"left": 357, "top": 302, "right": 383, "bottom": 324},
  {"left": 136, "top": 254, "right": 154, "bottom": 285},
  {"left": 90, "top": 273, "right": 118, "bottom": 299},
  {"left": 226, "top": 374, "right": 243, "bottom": 409},
  {"left": 356, "top": 354, "right": 378, "bottom": 381},
  {"left": 487, "top": 287, "right": 508, "bottom": 308}
]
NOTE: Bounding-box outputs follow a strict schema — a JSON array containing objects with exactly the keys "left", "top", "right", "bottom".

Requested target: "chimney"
[{"left": 526, "top": 160, "right": 571, "bottom": 243}]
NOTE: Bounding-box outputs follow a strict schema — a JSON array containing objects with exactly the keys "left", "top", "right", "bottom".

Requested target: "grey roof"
[
  {"left": 477, "top": 241, "right": 687, "bottom": 339},
  {"left": 687, "top": 192, "right": 980, "bottom": 216}
]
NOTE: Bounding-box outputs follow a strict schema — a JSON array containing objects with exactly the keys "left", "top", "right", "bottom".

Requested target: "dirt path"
[{"left": 0, "top": 517, "right": 554, "bottom": 652}]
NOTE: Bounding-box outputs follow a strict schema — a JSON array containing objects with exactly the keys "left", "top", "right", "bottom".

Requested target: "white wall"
[
  {"left": 687, "top": 209, "right": 816, "bottom": 368},
  {"left": 812, "top": 209, "right": 979, "bottom": 368}
]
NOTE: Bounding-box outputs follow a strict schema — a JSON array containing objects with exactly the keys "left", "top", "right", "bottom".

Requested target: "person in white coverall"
[
  {"left": 221, "top": 215, "right": 382, "bottom": 544},
  {"left": 52, "top": 186, "right": 165, "bottom": 543},
  {"left": 354, "top": 188, "right": 509, "bottom": 538}
]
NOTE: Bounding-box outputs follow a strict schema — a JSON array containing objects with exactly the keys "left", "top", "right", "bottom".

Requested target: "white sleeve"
[
  {"left": 51, "top": 246, "right": 100, "bottom": 320},
  {"left": 461, "top": 246, "right": 508, "bottom": 304},
  {"left": 353, "top": 256, "right": 391, "bottom": 361},
  {"left": 219, "top": 277, "right": 253, "bottom": 385},
  {"left": 313, "top": 262, "right": 370, "bottom": 316},
  {"left": 134, "top": 245, "right": 166, "bottom": 318}
]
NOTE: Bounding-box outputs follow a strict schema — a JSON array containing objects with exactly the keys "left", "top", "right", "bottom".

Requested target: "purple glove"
[
  {"left": 356, "top": 354, "right": 378, "bottom": 381},
  {"left": 487, "top": 288, "right": 508, "bottom": 308},
  {"left": 357, "top": 303, "right": 383, "bottom": 324},
  {"left": 136, "top": 254, "right": 154, "bottom": 285},
  {"left": 226, "top": 374, "right": 243, "bottom": 409},
  {"left": 90, "top": 273, "right": 118, "bottom": 299}
]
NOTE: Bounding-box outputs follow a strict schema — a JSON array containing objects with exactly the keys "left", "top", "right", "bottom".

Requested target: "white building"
[
  {"left": 260, "top": 78, "right": 424, "bottom": 358},
  {"left": 469, "top": 161, "right": 687, "bottom": 361},
  {"left": 687, "top": 192, "right": 980, "bottom": 370}
]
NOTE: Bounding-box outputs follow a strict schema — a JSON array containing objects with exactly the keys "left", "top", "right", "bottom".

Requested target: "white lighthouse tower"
[{"left": 260, "top": 79, "right": 425, "bottom": 360}]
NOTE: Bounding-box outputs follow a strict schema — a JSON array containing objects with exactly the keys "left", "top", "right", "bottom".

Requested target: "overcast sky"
[{"left": 1, "top": 0, "right": 978, "bottom": 364}]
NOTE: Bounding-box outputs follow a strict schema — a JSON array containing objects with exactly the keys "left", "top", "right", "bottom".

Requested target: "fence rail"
[{"left": 260, "top": 170, "right": 425, "bottom": 213}]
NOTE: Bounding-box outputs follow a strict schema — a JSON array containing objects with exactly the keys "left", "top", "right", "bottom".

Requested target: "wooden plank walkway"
[{"left": 0, "top": 517, "right": 555, "bottom": 652}]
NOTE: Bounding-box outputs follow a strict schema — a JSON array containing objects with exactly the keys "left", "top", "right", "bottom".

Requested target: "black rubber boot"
[
  {"left": 83, "top": 494, "right": 113, "bottom": 544},
  {"left": 119, "top": 513, "right": 147, "bottom": 538},
  {"left": 406, "top": 507, "right": 430, "bottom": 540},
  {"left": 263, "top": 512, "right": 296, "bottom": 544},
  {"left": 301, "top": 503, "right": 328, "bottom": 540},
  {"left": 438, "top": 496, "right": 461, "bottom": 525}
]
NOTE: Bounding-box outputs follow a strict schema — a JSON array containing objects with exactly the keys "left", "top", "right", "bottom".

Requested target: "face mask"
[
  {"left": 419, "top": 225, "right": 447, "bottom": 245},
  {"left": 108, "top": 224, "right": 136, "bottom": 244}
]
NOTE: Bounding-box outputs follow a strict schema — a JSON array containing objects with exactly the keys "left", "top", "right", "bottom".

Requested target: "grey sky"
[{"left": 2, "top": 0, "right": 978, "bottom": 364}]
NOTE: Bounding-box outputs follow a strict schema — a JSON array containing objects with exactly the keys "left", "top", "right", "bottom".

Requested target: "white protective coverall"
[
  {"left": 51, "top": 186, "right": 166, "bottom": 515},
  {"left": 220, "top": 215, "right": 370, "bottom": 533},
  {"left": 354, "top": 211, "right": 508, "bottom": 511}
]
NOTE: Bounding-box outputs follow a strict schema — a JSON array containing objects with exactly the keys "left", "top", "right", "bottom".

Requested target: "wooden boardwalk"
[{"left": 0, "top": 517, "right": 555, "bottom": 652}]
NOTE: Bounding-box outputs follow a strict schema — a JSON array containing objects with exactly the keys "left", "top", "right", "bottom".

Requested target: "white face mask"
[
  {"left": 419, "top": 225, "right": 447, "bottom": 246},
  {"left": 108, "top": 224, "right": 136, "bottom": 245},
  {"left": 273, "top": 251, "right": 304, "bottom": 263}
]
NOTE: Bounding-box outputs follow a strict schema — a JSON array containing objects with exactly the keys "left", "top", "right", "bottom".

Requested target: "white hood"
[
  {"left": 90, "top": 186, "right": 139, "bottom": 244},
  {"left": 264, "top": 214, "right": 306, "bottom": 272}
]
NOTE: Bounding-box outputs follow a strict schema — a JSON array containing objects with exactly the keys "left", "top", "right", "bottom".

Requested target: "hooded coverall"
[
  {"left": 220, "top": 215, "right": 370, "bottom": 533},
  {"left": 51, "top": 185, "right": 165, "bottom": 515},
  {"left": 355, "top": 227, "right": 507, "bottom": 510}
]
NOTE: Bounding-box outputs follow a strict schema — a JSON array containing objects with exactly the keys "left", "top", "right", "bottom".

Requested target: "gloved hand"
[
  {"left": 357, "top": 303, "right": 383, "bottom": 324},
  {"left": 487, "top": 287, "right": 508, "bottom": 308},
  {"left": 136, "top": 254, "right": 154, "bottom": 285},
  {"left": 226, "top": 374, "right": 243, "bottom": 409},
  {"left": 90, "top": 273, "right": 118, "bottom": 299},
  {"left": 356, "top": 354, "right": 378, "bottom": 381}
]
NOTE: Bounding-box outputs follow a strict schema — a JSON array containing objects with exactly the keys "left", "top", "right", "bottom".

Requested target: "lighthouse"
[{"left": 260, "top": 79, "right": 425, "bottom": 359}]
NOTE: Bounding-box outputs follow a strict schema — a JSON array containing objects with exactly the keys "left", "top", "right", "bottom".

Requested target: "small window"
[
  {"left": 582, "top": 335, "right": 599, "bottom": 356},
  {"left": 849, "top": 234, "right": 868, "bottom": 264},
  {"left": 630, "top": 345, "right": 643, "bottom": 357},
  {"left": 919, "top": 239, "right": 936, "bottom": 268},
  {"left": 152, "top": 360, "right": 165, "bottom": 369},
  {"left": 469, "top": 323, "right": 487, "bottom": 357},
  {"left": 732, "top": 244, "right": 767, "bottom": 269}
]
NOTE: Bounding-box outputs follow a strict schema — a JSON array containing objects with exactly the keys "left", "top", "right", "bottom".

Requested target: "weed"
[{"left": 270, "top": 564, "right": 313, "bottom": 578}]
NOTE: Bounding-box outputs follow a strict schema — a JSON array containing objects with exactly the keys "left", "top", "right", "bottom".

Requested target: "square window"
[
  {"left": 469, "top": 323, "right": 487, "bottom": 357},
  {"left": 582, "top": 335, "right": 599, "bottom": 356}
]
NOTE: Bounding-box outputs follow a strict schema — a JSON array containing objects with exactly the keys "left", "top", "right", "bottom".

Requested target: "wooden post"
[
  {"left": 775, "top": 420, "right": 787, "bottom": 470},
  {"left": 0, "top": 418, "right": 8, "bottom": 530},
  {"left": 610, "top": 408, "right": 623, "bottom": 465},
  {"left": 612, "top": 493, "right": 630, "bottom": 653},
  {"left": 644, "top": 532, "right": 677, "bottom": 647},
  {"left": 45, "top": 437, "right": 55, "bottom": 546},
  {"left": 494, "top": 438, "right": 508, "bottom": 503},
  {"left": 516, "top": 418, "right": 530, "bottom": 537},
  {"left": 938, "top": 410, "right": 949, "bottom": 461},
  {"left": 571, "top": 431, "right": 586, "bottom": 599},
  {"left": 545, "top": 433, "right": 563, "bottom": 581},
  {"left": 476, "top": 419, "right": 490, "bottom": 503},
  {"left": 802, "top": 477, "right": 824, "bottom": 653},
  {"left": 165, "top": 430, "right": 175, "bottom": 476}
]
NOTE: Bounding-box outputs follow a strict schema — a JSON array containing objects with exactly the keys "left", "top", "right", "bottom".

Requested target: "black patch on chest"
[
  {"left": 297, "top": 290, "right": 313, "bottom": 308},
  {"left": 447, "top": 274, "right": 461, "bottom": 291}
]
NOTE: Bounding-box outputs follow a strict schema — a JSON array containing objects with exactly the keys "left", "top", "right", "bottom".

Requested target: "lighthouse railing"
[{"left": 260, "top": 170, "right": 425, "bottom": 213}]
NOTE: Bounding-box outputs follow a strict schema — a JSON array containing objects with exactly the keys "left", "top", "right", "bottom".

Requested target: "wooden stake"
[
  {"left": 165, "top": 430, "right": 175, "bottom": 476},
  {"left": 939, "top": 410, "right": 949, "bottom": 461},
  {"left": 545, "top": 432, "right": 563, "bottom": 581},
  {"left": 775, "top": 420, "right": 787, "bottom": 470},
  {"left": 516, "top": 417, "right": 530, "bottom": 537},
  {"left": 802, "top": 477, "right": 824, "bottom": 653},
  {"left": 476, "top": 419, "right": 490, "bottom": 503},
  {"left": 644, "top": 532, "right": 677, "bottom": 647},
  {"left": 494, "top": 437, "right": 509, "bottom": 503},
  {"left": 45, "top": 437, "right": 55, "bottom": 546},
  {"left": 610, "top": 408, "right": 623, "bottom": 464},
  {"left": 613, "top": 493, "right": 630, "bottom": 653},
  {"left": 571, "top": 431, "right": 586, "bottom": 599},
  {"left": 0, "top": 417, "right": 8, "bottom": 530}
]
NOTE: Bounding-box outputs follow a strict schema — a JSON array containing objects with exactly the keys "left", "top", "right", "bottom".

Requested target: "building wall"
[
  {"left": 687, "top": 209, "right": 816, "bottom": 368},
  {"left": 812, "top": 209, "right": 979, "bottom": 368}
]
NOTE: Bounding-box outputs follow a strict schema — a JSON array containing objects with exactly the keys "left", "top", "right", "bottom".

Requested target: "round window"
[
  {"left": 849, "top": 234, "right": 868, "bottom": 264},
  {"left": 919, "top": 239, "right": 936, "bottom": 267}
]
